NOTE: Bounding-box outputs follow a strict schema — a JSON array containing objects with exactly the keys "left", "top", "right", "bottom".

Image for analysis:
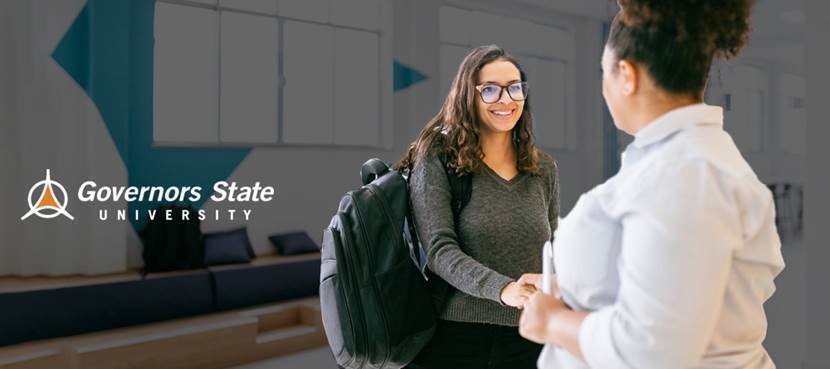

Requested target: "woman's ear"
[{"left": 617, "top": 59, "right": 638, "bottom": 96}]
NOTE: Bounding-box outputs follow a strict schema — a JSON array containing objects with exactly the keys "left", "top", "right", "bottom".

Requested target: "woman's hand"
[
  {"left": 517, "top": 273, "right": 559, "bottom": 297},
  {"left": 518, "top": 291, "right": 569, "bottom": 344},
  {"left": 500, "top": 281, "right": 536, "bottom": 308}
]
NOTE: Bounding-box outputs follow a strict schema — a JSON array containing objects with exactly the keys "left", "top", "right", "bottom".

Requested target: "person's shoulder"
[
  {"left": 413, "top": 148, "right": 444, "bottom": 170},
  {"left": 410, "top": 148, "right": 450, "bottom": 186},
  {"left": 535, "top": 149, "right": 558, "bottom": 175},
  {"left": 651, "top": 127, "right": 754, "bottom": 184}
]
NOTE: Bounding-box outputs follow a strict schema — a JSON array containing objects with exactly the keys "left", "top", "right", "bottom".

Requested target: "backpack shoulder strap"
[
  {"left": 437, "top": 153, "right": 472, "bottom": 221},
  {"left": 403, "top": 152, "right": 471, "bottom": 273}
]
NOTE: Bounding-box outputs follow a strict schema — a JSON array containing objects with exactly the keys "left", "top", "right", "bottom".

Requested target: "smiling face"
[{"left": 476, "top": 59, "right": 525, "bottom": 136}]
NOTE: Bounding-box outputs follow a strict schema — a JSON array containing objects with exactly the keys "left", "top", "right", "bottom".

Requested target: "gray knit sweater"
[{"left": 409, "top": 152, "right": 559, "bottom": 326}]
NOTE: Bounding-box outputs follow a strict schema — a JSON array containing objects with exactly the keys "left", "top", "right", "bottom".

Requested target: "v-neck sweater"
[{"left": 409, "top": 152, "right": 559, "bottom": 326}]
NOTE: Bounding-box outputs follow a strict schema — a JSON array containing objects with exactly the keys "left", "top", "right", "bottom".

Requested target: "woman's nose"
[{"left": 497, "top": 88, "right": 513, "bottom": 104}]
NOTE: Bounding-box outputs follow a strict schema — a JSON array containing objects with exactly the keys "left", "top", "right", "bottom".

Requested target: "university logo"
[{"left": 20, "top": 169, "right": 74, "bottom": 220}]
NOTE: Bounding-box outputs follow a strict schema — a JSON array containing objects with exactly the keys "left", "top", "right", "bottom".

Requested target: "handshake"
[{"left": 500, "top": 273, "right": 559, "bottom": 309}]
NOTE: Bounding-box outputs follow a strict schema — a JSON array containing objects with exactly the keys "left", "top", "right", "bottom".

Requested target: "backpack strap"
[
  {"left": 420, "top": 153, "right": 470, "bottom": 307},
  {"left": 438, "top": 154, "right": 472, "bottom": 223},
  {"left": 360, "top": 158, "right": 390, "bottom": 185},
  {"left": 405, "top": 153, "right": 471, "bottom": 272}
]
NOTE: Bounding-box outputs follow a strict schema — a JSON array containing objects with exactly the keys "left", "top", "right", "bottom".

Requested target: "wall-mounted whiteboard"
[
  {"left": 219, "top": 11, "right": 279, "bottom": 144},
  {"left": 333, "top": 28, "right": 381, "bottom": 146},
  {"left": 153, "top": 0, "right": 390, "bottom": 148},
  {"left": 282, "top": 21, "right": 334, "bottom": 144},
  {"left": 154, "top": 3, "right": 219, "bottom": 144}
]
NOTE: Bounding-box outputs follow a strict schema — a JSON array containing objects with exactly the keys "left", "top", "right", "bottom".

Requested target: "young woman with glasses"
[
  {"left": 396, "top": 45, "right": 560, "bottom": 369},
  {"left": 518, "top": 1, "right": 785, "bottom": 368}
]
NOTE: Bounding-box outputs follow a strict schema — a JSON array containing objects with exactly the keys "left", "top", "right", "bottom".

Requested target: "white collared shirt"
[{"left": 539, "top": 104, "right": 785, "bottom": 369}]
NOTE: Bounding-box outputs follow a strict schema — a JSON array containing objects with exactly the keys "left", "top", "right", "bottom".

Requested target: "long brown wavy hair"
[{"left": 395, "top": 45, "right": 545, "bottom": 176}]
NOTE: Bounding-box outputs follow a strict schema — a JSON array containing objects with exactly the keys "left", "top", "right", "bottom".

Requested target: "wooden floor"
[{"left": 231, "top": 346, "right": 335, "bottom": 369}]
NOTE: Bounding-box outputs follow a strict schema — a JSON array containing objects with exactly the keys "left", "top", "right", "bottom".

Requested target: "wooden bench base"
[{"left": 0, "top": 297, "right": 327, "bottom": 369}]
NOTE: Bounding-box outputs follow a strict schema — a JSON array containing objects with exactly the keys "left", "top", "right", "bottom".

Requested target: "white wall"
[
  {"left": 804, "top": 0, "right": 829, "bottom": 367},
  {"left": 0, "top": 0, "right": 129, "bottom": 276},
  {"left": 193, "top": 0, "right": 607, "bottom": 255}
]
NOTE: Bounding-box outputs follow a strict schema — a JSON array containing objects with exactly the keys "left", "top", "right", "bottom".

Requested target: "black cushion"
[
  {"left": 268, "top": 231, "right": 319, "bottom": 255},
  {"left": 203, "top": 227, "right": 254, "bottom": 266}
]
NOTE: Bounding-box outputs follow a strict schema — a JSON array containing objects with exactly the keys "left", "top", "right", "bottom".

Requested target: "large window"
[
  {"left": 153, "top": 0, "right": 392, "bottom": 148},
  {"left": 438, "top": 6, "right": 575, "bottom": 150}
]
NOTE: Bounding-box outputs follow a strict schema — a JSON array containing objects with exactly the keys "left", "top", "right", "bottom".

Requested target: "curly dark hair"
[
  {"left": 608, "top": 0, "right": 754, "bottom": 97},
  {"left": 396, "top": 45, "right": 546, "bottom": 176}
]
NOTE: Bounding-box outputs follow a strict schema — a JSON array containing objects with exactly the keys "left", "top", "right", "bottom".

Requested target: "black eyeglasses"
[{"left": 475, "top": 81, "right": 528, "bottom": 104}]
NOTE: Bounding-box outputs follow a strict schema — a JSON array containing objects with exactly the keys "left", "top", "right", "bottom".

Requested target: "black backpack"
[
  {"left": 320, "top": 157, "right": 470, "bottom": 369},
  {"left": 140, "top": 204, "right": 204, "bottom": 274}
]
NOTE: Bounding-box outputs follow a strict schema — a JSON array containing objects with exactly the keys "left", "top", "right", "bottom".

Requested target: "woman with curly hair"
[
  {"left": 518, "top": 1, "right": 785, "bottom": 368},
  {"left": 399, "top": 44, "right": 560, "bottom": 369}
]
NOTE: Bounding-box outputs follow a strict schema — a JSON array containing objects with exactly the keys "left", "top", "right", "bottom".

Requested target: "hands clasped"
[{"left": 500, "top": 273, "right": 559, "bottom": 309}]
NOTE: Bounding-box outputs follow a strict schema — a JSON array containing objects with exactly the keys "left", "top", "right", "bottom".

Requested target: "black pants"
[{"left": 405, "top": 319, "right": 543, "bottom": 369}]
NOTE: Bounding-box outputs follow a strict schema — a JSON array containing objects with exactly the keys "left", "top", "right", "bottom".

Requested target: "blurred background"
[{"left": 0, "top": 0, "right": 811, "bottom": 368}]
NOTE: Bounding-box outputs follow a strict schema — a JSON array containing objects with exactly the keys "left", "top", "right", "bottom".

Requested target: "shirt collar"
[{"left": 631, "top": 104, "right": 723, "bottom": 149}]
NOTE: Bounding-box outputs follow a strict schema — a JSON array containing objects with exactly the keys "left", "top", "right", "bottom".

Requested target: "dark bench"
[{"left": 0, "top": 255, "right": 320, "bottom": 347}]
